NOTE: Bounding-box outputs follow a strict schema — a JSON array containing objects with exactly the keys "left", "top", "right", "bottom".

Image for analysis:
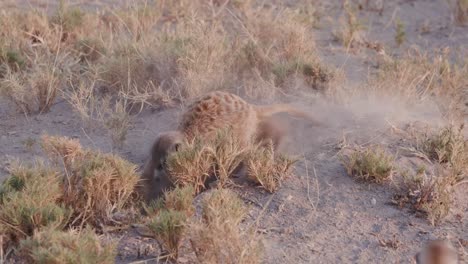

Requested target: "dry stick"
[{"left": 303, "top": 156, "right": 320, "bottom": 212}]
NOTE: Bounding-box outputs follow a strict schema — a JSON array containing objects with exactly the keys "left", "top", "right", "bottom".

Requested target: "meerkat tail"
[{"left": 256, "top": 104, "right": 322, "bottom": 125}]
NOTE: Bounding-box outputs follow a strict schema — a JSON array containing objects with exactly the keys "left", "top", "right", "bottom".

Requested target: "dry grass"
[
  {"left": 147, "top": 209, "right": 187, "bottom": 261},
  {"left": 165, "top": 139, "right": 215, "bottom": 194},
  {"left": 212, "top": 129, "right": 247, "bottom": 187},
  {"left": 189, "top": 189, "right": 263, "bottom": 264},
  {"left": 0, "top": 160, "right": 71, "bottom": 248},
  {"left": 246, "top": 143, "right": 297, "bottom": 193},
  {"left": 417, "top": 125, "right": 467, "bottom": 169},
  {"left": 0, "top": 0, "right": 337, "bottom": 120},
  {"left": 333, "top": 1, "right": 367, "bottom": 51},
  {"left": 342, "top": 145, "right": 395, "bottom": 184},
  {"left": 394, "top": 167, "right": 455, "bottom": 225},
  {"left": 162, "top": 185, "right": 196, "bottom": 217},
  {"left": 19, "top": 227, "right": 116, "bottom": 264},
  {"left": 370, "top": 49, "right": 468, "bottom": 121},
  {"left": 41, "top": 135, "right": 140, "bottom": 228}
]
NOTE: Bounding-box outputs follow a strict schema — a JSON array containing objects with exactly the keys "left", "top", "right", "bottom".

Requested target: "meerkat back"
[{"left": 178, "top": 91, "right": 258, "bottom": 144}]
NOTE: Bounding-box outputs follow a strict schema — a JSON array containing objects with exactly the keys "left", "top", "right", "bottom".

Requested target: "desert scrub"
[
  {"left": 162, "top": 186, "right": 196, "bottom": 216},
  {"left": 0, "top": 60, "right": 64, "bottom": 114},
  {"left": 417, "top": 125, "right": 467, "bottom": 165},
  {"left": 41, "top": 135, "right": 139, "bottom": 228},
  {"left": 147, "top": 209, "right": 187, "bottom": 261},
  {"left": 190, "top": 189, "right": 263, "bottom": 264},
  {"left": 166, "top": 139, "right": 215, "bottom": 194},
  {"left": 342, "top": 146, "right": 395, "bottom": 183},
  {"left": 212, "top": 129, "right": 247, "bottom": 187},
  {"left": 237, "top": 8, "right": 337, "bottom": 94},
  {"left": 19, "top": 227, "right": 116, "bottom": 264},
  {"left": 395, "top": 168, "right": 454, "bottom": 225},
  {"left": 0, "top": 161, "right": 71, "bottom": 247},
  {"left": 143, "top": 185, "right": 195, "bottom": 217},
  {"left": 246, "top": 143, "right": 297, "bottom": 193},
  {"left": 333, "top": 1, "right": 367, "bottom": 50},
  {"left": 370, "top": 49, "right": 468, "bottom": 120}
]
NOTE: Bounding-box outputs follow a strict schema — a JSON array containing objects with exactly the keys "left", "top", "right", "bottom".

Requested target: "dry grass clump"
[
  {"left": 147, "top": 209, "right": 187, "bottom": 261},
  {"left": 394, "top": 167, "right": 455, "bottom": 225},
  {"left": 0, "top": 160, "right": 71, "bottom": 248},
  {"left": 19, "top": 227, "right": 116, "bottom": 264},
  {"left": 165, "top": 139, "right": 215, "bottom": 194},
  {"left": 237, "top": 8, "right": 335, "bottom": 94},
  {"left": 370, "top": 49, "right": 468, "bottom": 120},
  {"left": 0, "top": 57, "right": 65, "bottom": 114},
  {"left": 41, "top": 135, "right": 139, "bottom": 228},
  {"left": 212, "top": 129, "right": 247, "bottom": 187},
  {"left": 246, "top": 143, "right": 297, "bottom": 193},
  {"left": 162, "top": 186, "right": 196, "bottom": 217},
  {"left": 143, "top": 186, "right": 194, "bottom": 261},
  {"left": 418, "top": 125, "right": 467, "bottom": 165},
  {"left": 189, "top": 189, "right": 262, "bottom": 264},
  {"left": 333, "top": 1, "right": 367, "bottom": 51},
  {"left": 342, "top": 146, "right": 395, "bottom": 184}
]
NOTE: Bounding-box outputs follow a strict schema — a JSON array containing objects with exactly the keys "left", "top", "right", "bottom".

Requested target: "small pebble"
[{"left": 371, "top": 198, "right": 377, "bottom": 205}]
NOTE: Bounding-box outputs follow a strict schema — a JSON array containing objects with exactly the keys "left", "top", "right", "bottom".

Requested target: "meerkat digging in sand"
[{"left": 141, "top": 91, "right": 321, "bottom": 202}]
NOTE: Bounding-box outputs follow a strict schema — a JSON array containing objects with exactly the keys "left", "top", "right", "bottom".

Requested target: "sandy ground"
[{"left": 0, "top": 0, "right": 467, "bottom": 263}]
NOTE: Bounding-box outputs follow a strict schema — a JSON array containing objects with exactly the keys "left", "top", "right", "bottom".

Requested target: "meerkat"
[
  {"left": 141, "top": 91, "right": 320, "bottom": 202},
  {"left": 414, "top": 240, "right": 459, "bottom": 264}
]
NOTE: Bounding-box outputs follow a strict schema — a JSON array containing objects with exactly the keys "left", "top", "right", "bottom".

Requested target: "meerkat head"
[
  {"left": 415, "top": 240, "right": 458, "bottom": 264},
  {"left": 142, "top": 131, "right": 184, "bottom": 202}
]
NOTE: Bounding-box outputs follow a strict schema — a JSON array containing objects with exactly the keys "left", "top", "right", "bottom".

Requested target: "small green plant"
[
  {"left": 20, "top": 227, "right": 116, "bottom": 264},
  {"left": 0, "top": 160, "right": 71, "bottom": 247},
  {"left": 342, "top": 146, "right": 395, "bottom": 184},
  {"left": 246, "top": 143, "right": 297, "bottom": 193},
  {"left": 147, "top": 209, "right": 187, "bottom": 261},
  {"left": 394, "top": 18, "right": 406, "bottom": 47}
]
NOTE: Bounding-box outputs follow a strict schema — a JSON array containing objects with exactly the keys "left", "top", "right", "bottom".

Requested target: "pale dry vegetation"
[
  {"left": 369, "top": 49, "right": 468, "bottom": 121},
  {"left": 0, "top": 1, "right": 338, "bottom": 144},
  {"left": 343, "top": 123, "right": 467, "bottom": 225},
  {"left": 341, "top": 145, "right": 395, "bottom": 184},
  {"left": 189, "top": 189, "right": 263, "bottom": 264},
  {"left": 41, "top": 135, "right": 140, "bottom": 228},
  {"left": 246, "top": 143, "right": 298, "bottom": 192},
  {"left": 19, "top": 227, "right": 116, "bottom": 264}
]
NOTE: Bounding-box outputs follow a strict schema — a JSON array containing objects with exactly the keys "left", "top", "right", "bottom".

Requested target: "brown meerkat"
[
  {"left": 414, "top": 240, "right": 459, "bottom": 264},
  {"left": 141, "top": 91, "right": 320, "bottom": 202}
]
